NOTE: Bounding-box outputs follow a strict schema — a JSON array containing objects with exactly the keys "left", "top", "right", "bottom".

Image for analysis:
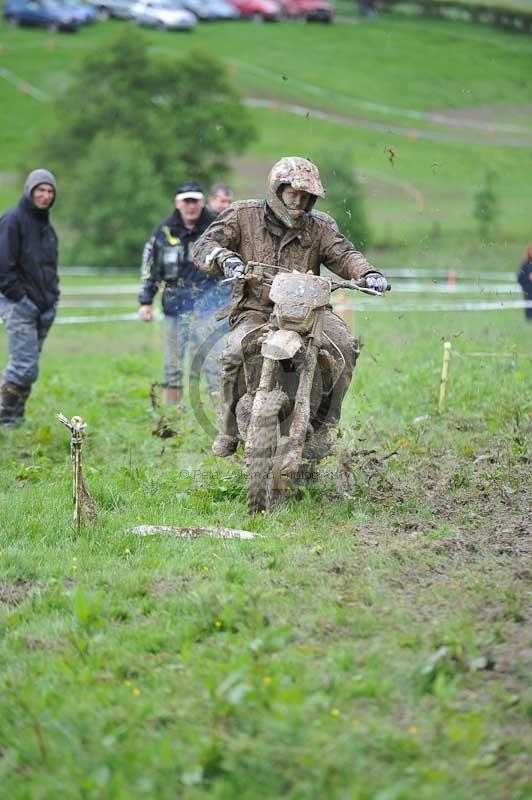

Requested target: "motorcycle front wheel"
[{"left": 246, "top": 389, "right": 288, "bottom": 514}]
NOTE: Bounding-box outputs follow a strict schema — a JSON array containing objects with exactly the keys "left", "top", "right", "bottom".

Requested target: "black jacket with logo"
[
  {"left": 139, "top": 206, "right": 217, "bottom": 315},
  {"left": 0, "top": 196, "right": 59, "bottom": 311}
]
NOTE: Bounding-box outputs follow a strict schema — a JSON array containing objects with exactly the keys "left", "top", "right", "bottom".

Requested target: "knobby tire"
[{"left": 246, "top": 389, "right": 287, "bottom": 514}]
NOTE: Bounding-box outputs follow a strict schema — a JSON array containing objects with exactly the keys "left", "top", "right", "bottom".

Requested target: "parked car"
[
  {"left": 3, "top": 0, "right": 82, "bottom": 30},
  {"left": 180, "top": 0, "right": 240, "bottom": 20},
  {"left": 130, "top": 0, "right": 196, "bottom": 28},
  {"left": 180, "top": 0, "right": 239, "bottom": 19},
  {"left": 227, "top": 0, "right": 280, "bottom": 20},
  {"left": 59, "top": 0, "right": 96, "bottom": 23},
  {"left": 177, "top": 0, "right": 215, "bottom": 20},
  {"left": 84, "top": 0, "right": 136, "bottom": 19},
  {"left": 206, "top": 0, "right": 240, "bottom": 19},
  {"left": 279, "top": 0, "right": 332, "bottom": 21}
]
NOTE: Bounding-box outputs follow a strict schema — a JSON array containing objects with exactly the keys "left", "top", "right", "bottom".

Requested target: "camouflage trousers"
[
  {"left": 0, "top": 294, "right": 56, "bottom": 388},
  {"left": 218, "top": 309, "right": 359, "bottom": 437}
]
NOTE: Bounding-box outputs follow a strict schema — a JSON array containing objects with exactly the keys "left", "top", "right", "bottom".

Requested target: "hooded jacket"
[{"left": 0, "top": 169, "right": 59, "bottom": 311}]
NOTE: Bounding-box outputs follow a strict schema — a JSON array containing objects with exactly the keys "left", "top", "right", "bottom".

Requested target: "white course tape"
[
  {"left": 60, "top": 300, "right": 136, "bottom": 308},
  {"left": 2, "top": 303, "right": 529, "bottom": 328},
  {"left": 51, "top": 299, "right": 532, "bottom": 323},
  {"left": 54, "top": 313, "right": 140, "bottom": 324},
  {"left": 61, "top": 285, "right": 139, "bottom": 295},
  {"left": 58, "top": 267, "right": 518, "bottom": 281},
  {"left": 340, "top": 299, "right": 532, "bottom": 313}
]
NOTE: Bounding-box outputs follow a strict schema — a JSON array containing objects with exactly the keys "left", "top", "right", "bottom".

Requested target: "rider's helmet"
[{"left": 266, "top": 157, "right": 325, "bottom": 229}]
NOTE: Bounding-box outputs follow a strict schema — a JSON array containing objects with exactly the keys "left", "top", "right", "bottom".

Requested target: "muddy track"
[
  {"left": 245, "top": 97, "right": 532, "bottom": 148},
  {"left": 2, "top": 57, "right": 530, "bottom": 148}
]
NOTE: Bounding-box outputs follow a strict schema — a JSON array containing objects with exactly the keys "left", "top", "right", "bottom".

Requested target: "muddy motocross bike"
[{"left": 229, "top": 262, "right": 388, "bottom": 514}]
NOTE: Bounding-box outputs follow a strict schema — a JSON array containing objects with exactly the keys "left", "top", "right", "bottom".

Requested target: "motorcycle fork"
[
  {"left": 287, "top": 309, "right": 324, "bottom": 452},
  {"left": 245, "top": 357, "right": 277, "bottom": 450}
]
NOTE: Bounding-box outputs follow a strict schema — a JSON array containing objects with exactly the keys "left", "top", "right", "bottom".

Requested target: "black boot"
[{"left": 0, "top": 382, "right": 31, "bottom": 428}]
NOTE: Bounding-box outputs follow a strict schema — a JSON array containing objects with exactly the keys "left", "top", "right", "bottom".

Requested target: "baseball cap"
[{"left": 175, "top": 181, "right": 204, "bottom": 201}]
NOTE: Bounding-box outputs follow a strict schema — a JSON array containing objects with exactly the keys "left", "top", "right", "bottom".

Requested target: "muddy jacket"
[
  {"left": 0, "top": 196, "right": 58, "bottom": 312},
  {"left": 139, "top": 206, "right": 217, "bottom": 315},
  {"left": 192, "top": 200, "right": 380, "bottom": 320}
]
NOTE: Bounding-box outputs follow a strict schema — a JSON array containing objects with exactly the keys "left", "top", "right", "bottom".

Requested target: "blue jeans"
[
  {"left": 0, "top": 293, "right": 56, "bottom": 387},
  {"left": 163, "top": 281, "right": 231, "bottom": 394}
]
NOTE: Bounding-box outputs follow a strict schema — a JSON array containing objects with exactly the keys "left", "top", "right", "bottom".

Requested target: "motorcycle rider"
[{"left": 192, "top": 156, "right": 388, "bottom": 457}]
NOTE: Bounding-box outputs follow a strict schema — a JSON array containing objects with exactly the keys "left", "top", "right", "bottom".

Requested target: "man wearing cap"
[
  {"left": 0, "top": 169, "right": 59, "bottom": 427},
  {"left": 138, "top": 181, "right": 218, "bottom": 407}
]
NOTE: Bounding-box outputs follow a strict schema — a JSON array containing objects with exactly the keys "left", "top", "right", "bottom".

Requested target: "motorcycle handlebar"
[
  {"left": 330, "top": 278, "right": 392, "bottom": 295},
  {"left": 222, "top": 262, "right": 391, "bottom": 295}
]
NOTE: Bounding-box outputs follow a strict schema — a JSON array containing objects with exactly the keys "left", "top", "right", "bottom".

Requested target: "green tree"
[
  {"left": 61, "top": 134, "right": 167, "bottom": 267},
  {"left": 473, "top": 170, "right": 499, "bottom": 239},
  {"left": 34, "top": 28, "right": 256, "bottom": 265},
  {"left": 316, "top": 150, "right": 371, "bottom": 249}
]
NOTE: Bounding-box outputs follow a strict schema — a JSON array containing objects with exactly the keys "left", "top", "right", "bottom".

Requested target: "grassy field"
[
  {"left": 1, "top": 275, "right": 531, "bottom": 798},
  {"left": 1, "top": 11, "right": 531, "bottom": 798},
  {"left": 0, "top": 16, "right": 531, "bottom": 247}
]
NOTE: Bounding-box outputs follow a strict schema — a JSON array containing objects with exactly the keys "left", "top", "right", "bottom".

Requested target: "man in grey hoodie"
[{"left": 0, "top": 169, "right": 59, "bottom": 427}]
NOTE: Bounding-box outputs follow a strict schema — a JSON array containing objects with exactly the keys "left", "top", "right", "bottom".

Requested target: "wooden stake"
[
  {"left": 438, "top": 342, "right": 452, "bottom": 412},
  {"left": 57, "top": 414, "right": 97, "bottom": 528}
]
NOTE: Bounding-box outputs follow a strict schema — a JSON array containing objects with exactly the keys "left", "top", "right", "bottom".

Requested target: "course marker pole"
[
  {"left": 57, "top": 413, "right": 97, "bottom": 528},
  {"left": 438, "top": 342, "right": 452, "bottom": 412}
]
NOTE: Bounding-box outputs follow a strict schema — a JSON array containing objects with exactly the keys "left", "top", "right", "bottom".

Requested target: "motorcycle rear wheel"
[{"left": 246, "top": 389, "right": 288, "bottom": 514}]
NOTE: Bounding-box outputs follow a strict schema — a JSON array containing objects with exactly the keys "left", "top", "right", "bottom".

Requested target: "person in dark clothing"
[
  {"left": 517, "top": 244, "right": 532, "bottom": 321},
  {"left": 0, "top": 169, "right": 58, "bottom": 427},
  {"left": 208, "top": 183, "right": 233, "bottom": 215},
  {"left": 138, "top": 181, "right": 219, "bottom": 407}
]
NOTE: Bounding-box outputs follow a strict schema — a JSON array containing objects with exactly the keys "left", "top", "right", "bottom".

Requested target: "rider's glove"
[
  {"left": 364, "top": 272, "right": 388, "bottom": 292},
  {"left": 223, "top": 256, "right": 246, "bottom": 279}
]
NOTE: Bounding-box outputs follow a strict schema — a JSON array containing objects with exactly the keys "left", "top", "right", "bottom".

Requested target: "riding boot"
[
  {"left": 211, "top": 366, "right": 239, "bottom": 456},
  {"left": 0, "top": 381, "right": 31, "bottom": 427},
  {"left": 212, "top": 314, "right": 268, "bottom": 457}
]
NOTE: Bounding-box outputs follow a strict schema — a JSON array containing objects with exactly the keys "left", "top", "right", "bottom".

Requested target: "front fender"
[{"left": 261, "top": 329, "right": 303, "bottom": 361}]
